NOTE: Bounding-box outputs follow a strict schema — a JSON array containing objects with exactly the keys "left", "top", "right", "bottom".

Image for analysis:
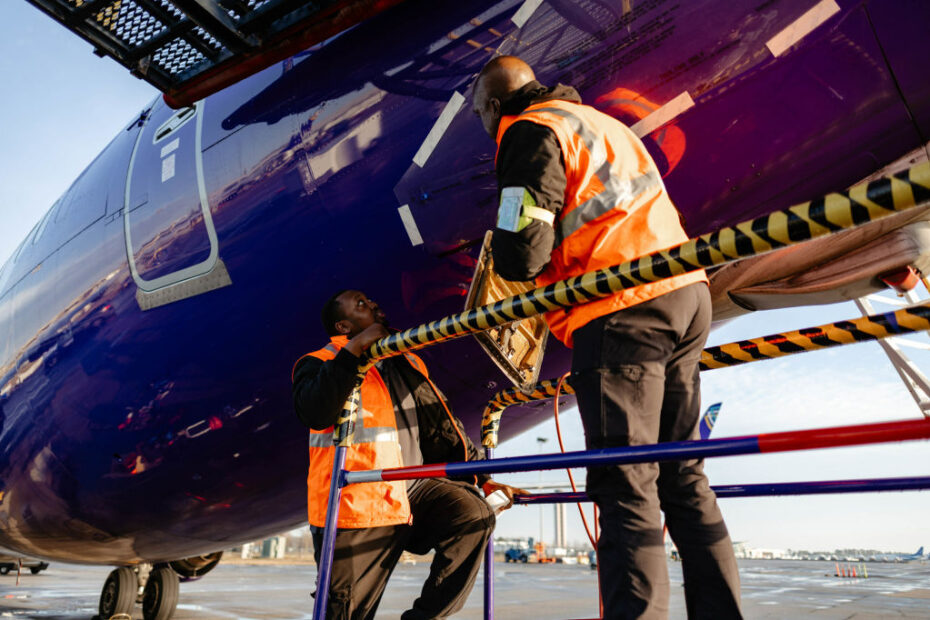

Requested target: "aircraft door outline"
[{"left": 123, "top": 100, "right": 231, "bottom": 310}]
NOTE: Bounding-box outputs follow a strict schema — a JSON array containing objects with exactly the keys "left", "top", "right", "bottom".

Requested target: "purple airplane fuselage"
[{"left": 0, "top": 0, "right": 928, "bottom": 565}]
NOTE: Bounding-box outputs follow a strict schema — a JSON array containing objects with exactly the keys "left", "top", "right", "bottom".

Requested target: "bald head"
[{"left": 472, "top": 56, "right": 536, "bottom": 138}]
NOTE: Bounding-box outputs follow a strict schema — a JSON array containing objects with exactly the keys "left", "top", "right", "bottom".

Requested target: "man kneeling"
[{"left": 292, "top": 289, "right": 522, "bottom": 619}]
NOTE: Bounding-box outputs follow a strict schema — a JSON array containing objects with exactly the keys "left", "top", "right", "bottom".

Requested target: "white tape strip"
[
  {"left": 512, "top": 0, "right": 544, "bottom": 27},
  {"left": 160, "top": 137, "right": 180, "bottom": 158},
  {"left": 766, "top": 0, "right": 840, "bottom": 57},
  {"left": 398, "top": 204, "right": 424, "bottom": 246},
  {"left": 629, "top": 91, "right": 695, "bottom": 138},
  {"left": 412, "top": 91, "right": 465, "bottom": 168},
  {"left": 161, "top": 154, "right": 176, "bottom": 183}
]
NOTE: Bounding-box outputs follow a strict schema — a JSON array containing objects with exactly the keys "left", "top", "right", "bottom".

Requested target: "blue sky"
[
  {"left": 2, "top": 3, "right": 928, "bottom": 554},
  {"left": 0, "top": 3, "right": 156, "bottom": 267}
]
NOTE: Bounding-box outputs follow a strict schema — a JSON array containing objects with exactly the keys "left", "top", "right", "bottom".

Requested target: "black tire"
[
  {"left": 99, "top": 567, "right": 137, "bottom": 617},
  {"left": 0, "top": 566, "right": 10, "bottom": 575},
  {"left": 142, "top": 567, "right": 179, "bottom": 620},
  {"left": 30, "top": 567, "right": 41, "bottom": 574}
]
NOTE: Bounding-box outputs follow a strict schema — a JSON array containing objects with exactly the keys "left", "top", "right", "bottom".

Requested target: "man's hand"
[
  {"left": 482, "top": 479, "right": 529, "bottom": 511},
  {"left": 344, "top": 324, "right": 390, "bottom": 357}
]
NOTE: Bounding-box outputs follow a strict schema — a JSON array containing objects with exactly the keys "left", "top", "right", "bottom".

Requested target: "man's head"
[
  {"left": 472, "top": 56, "right": 536, "bottom": 139},
  {"left": 321, "top": 290, "right": 387, "bottom": 338}
]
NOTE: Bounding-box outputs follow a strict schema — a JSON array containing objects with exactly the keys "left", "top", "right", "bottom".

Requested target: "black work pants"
[
  {"left": 311, "top": 477, "right": 495, "bottom": 619},
  {"left": 571, "top": 283, "right": 742, "bottom": 619}
]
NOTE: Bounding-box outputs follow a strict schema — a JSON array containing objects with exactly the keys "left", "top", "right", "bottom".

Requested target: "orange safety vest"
[
  {"left": 496, "top": 98, "right": 707, "bottom": 347},
  {"left": 292, "top": 336, "right": 469, "bottom": 528}
]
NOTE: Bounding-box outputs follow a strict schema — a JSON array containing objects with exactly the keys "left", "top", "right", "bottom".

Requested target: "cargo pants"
[{"left": 571, "top": 282, "right": 742, "bottom": 619}]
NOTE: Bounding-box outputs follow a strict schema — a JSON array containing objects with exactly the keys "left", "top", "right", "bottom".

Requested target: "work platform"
[{"left": 26, "top": 0, "right": 403, "bottom": 107}]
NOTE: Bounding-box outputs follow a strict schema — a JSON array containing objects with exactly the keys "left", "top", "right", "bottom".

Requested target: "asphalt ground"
[{"left": 1, "top": 559, "right": 929, "bottom": 618}]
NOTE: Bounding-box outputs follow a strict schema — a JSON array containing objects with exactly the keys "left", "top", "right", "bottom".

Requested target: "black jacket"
[
  {"left": 292, "top": 348, "right": 489, "bottom": 486},
  {"left": 491, "top": 81, "right": 582, "bottom": 282}
]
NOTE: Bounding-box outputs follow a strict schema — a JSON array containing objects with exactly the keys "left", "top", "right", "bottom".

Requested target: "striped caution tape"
[
  {"left": 333, "top": 361, "right": 375, "bottom": 447},
  {"left": 481, "top": 379, "right": 576, "bottom": 447},
  {"left": 481, "top": 300, "right": 930, "bottom": 447},
  {"left": 700, "top": 301, "right": 930, "bottom": 370},
  {"left": 371, "top": 162, "right": 930, "bottom": 361}
]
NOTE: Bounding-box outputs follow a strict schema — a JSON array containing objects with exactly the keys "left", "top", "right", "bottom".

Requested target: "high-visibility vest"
[
  {"left": 496, "top": 98, "right": 707, "bottom": 346},
  {"left": 293, "top": 336, "right": 427, "bottom": 528}
]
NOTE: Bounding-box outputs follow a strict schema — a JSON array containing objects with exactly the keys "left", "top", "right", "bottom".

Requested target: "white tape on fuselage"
[
  {"left": 161, "top": 153, "right": 176, "bottom": 183},
  {"left": 630, "top": 91, "right": 695, "bottom": 138},
  {"left": 160, "top": 137, "right": 180, "bottom": 158},
  {"left": 766, "top": 0, "right": 840, "bottom": 57},
  {"left": 412, "top": 91, "right": 465, "bottom": 168},
  {"left": 398, "top": 204, "right": 424, "bottom": 246},
  {"left": 512, "top": 0, "right": 544, "bottom": 27}
]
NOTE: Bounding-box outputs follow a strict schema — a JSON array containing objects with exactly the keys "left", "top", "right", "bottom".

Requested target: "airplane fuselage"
[{"left": 1, "top": 0, "right": 928, "bottom": 564}]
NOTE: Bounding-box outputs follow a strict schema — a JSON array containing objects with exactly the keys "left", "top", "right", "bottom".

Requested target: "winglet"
[{"left": 699, "top": 403, "right": 722, "bottom": 440}]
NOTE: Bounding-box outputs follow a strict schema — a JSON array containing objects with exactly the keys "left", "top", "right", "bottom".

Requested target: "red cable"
[{"left": 553, "top": 373, "right": 598, "bottom": 549}]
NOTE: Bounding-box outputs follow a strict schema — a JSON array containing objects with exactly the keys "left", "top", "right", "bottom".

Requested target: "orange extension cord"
[
  {"left": 554, "top": 372, "right": 677, "bottom": 617},
  {"left": 553, "top": 373, "right": 598, "bottom": 549},
  {"left": 553, "top": 372, "right": 603, "bottom": 616}
]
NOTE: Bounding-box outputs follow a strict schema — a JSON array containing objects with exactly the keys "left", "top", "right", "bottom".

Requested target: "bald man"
[{"left": 472, "top": 56, "right": 742, "bottom": 619}]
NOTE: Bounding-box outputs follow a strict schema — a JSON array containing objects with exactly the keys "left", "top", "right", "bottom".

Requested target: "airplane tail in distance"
[
  {"left": 699, "top": 403, "right": 722, "bottom": 440},
  {"left": 916, "top": 546, "right": 924, "bottom": 557}
]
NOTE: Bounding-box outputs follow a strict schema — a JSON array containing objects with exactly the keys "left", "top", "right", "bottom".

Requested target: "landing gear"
[
  {"left": 96, "top": 554, "right": 216, "bottom": 620},
  {"left": 99, "top": 567, "right": 137, "bottom": 617},
  {"left": 142, "top": 566, "right": 179, "bottom": 620},
  {"left": 97, "top": 564, "right": 179, "bottom": 620}
]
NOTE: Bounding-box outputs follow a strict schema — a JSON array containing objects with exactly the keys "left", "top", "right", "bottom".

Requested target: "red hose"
[{"left": 553, "top": 373, "right": 598, "bottom": 549}]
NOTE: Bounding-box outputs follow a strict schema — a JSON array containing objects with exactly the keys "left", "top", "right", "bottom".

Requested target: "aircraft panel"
[{"left": 865, "top": 0, "right": 930, "bottom": 144}]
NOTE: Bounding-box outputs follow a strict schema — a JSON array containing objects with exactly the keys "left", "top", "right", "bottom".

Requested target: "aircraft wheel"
[
  {"left": 142, "top": 566, "right": 179, "bottom": 620},
  {"left": 99, "top": 567, "right": 137, "bottom": 617}
]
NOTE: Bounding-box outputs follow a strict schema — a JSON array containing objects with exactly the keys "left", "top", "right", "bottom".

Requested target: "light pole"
[{"left": 536, "top": 436, "right": 548, "bottom": 552}]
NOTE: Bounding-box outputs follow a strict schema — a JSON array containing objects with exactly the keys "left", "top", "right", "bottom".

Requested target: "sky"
[{"left": 2, "top": 3, "right": 928, "bottom": 555}]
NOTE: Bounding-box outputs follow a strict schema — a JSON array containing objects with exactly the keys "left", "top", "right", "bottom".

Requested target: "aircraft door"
[{"left": 124, "top": 99, "right": 231, "bottom": 310}]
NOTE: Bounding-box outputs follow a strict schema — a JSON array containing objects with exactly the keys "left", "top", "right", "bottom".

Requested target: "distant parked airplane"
[
  {"left": 871, "top": 546, "right": 925, "bottom": 562},
  {"left": 888, "top": 546, "right": 925, "bottom": 562}
]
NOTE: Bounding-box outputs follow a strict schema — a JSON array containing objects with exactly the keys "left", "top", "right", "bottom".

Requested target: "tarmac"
[{"left": 1, "top": 559, "right": 929, "bottom": 618}]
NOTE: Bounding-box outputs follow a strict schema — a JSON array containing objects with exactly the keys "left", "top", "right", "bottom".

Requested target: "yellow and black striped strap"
[
  {"left": 370, "top": 163, "right": 930, "bottom": 362},
  {"left": 481, "top": 300, "right": 930, "bottom": 447}
]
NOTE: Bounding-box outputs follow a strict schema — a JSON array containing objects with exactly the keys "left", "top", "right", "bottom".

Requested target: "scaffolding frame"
[{"left": 312, "top": 162, "right": 930, "bottom": 619}]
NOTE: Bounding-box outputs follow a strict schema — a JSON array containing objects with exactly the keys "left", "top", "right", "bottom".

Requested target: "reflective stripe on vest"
[
  {"left": 521, "top": 105, "right": 660, "bottom": 246},
  {"left": 307, "top": 420, "right": 400, "bottom": 447}
]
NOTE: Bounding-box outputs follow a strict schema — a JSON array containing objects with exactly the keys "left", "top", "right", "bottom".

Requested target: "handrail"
[
  {"left": 513, "top": 476, "right": 930, "bottom": 503},
  {"left": 481, "top": 299, "right": 930, "bottom": 447},
  {"left": 342, "top": 418, "right": 930, "bottom": 485}
]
